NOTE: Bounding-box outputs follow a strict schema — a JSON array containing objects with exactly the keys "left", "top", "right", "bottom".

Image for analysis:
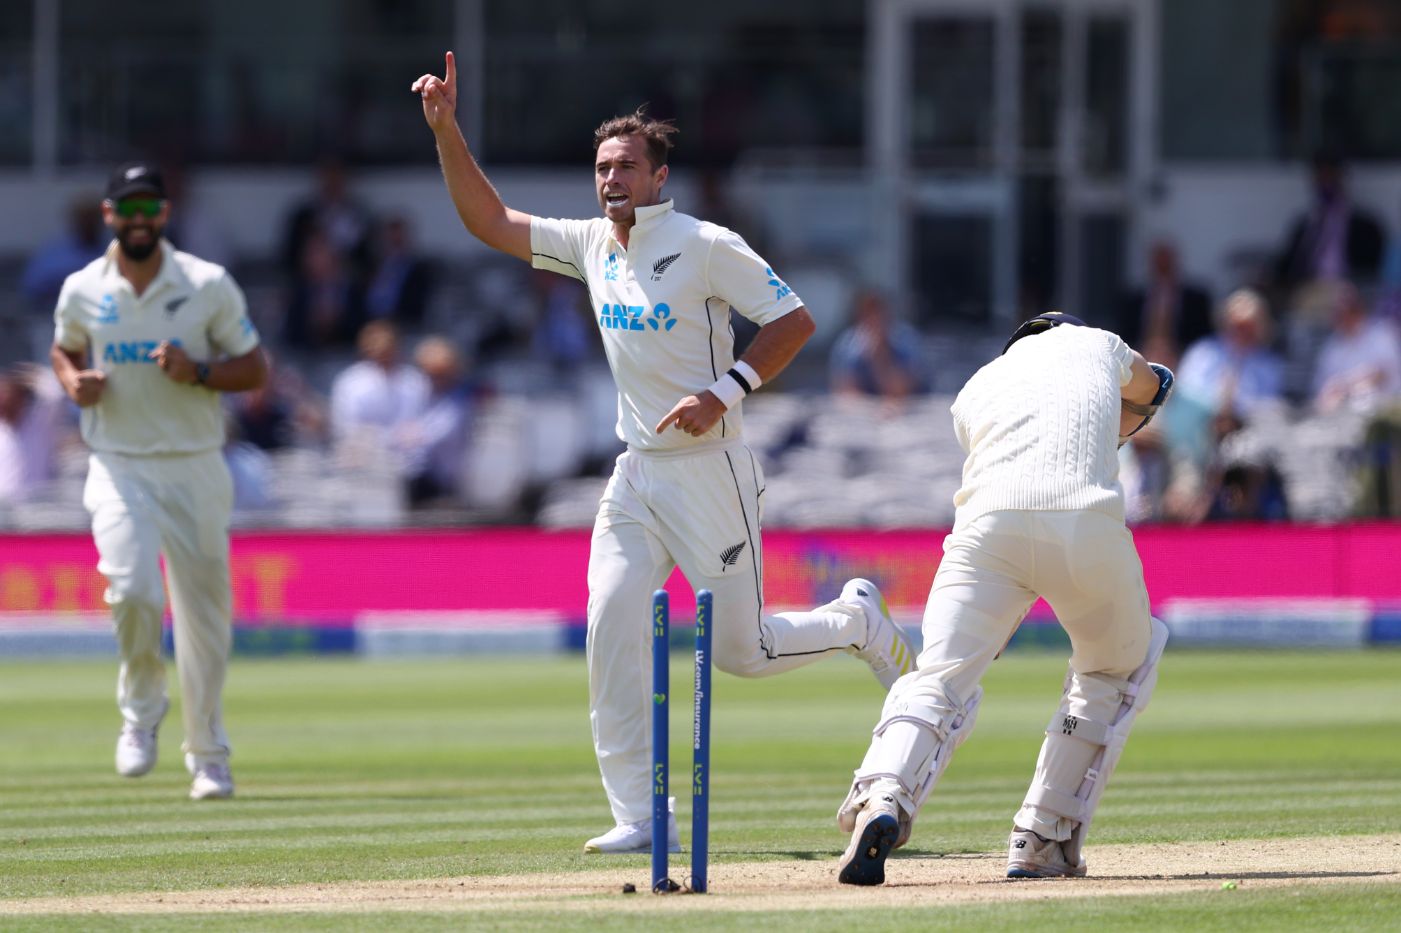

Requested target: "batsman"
[{"left": 836, "top": 312, "right": 1174, "bottom": 884}]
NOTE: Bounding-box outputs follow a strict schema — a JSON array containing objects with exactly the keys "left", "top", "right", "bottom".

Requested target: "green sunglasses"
[{"left": 112, "top": 198, "right": 165, "bottom": 219}]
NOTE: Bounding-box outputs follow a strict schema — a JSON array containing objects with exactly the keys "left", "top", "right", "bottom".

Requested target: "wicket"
[{"left": 652, "top": 588, "right": 713, "bottom": 894}]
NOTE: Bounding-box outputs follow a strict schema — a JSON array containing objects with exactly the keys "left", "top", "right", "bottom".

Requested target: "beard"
[{"left": 116, "top": 223, "right": 163, "bottom": 261}]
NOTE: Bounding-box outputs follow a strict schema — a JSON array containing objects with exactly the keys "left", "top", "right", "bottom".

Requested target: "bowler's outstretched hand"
[{"left": 412, "top": 51, "right": 457, "bottom": 133}]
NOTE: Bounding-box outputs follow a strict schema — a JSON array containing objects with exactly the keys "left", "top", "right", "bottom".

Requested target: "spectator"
[
  {"left": 229, "top": 353, "right": 328, "bottom": 452},
  {"left": 1163, "top": 290, "right": 1286, "bottom": 523},
  {"left": 21, "top": 196, "right": 106, "bottom": 312},
  {"left": 1377, "top": 198, "right": 1401, "bottom": 321},
  {"left": 282, "top": 230, "right": 366, "bottom": 349},
  {"left": 1208, "top": 461, "right": 1289, "bottom": 522},
  {"left": 0, "top": 365, "right": 68, "bottom": 503},
  {"left": 329, "top": 320, "right": 428, "bottom": 451},
  {"left": 365, "top": 215, "right": 436, "bottom": 327},
  {"left": 1176, "top": 289, "right": 1286, "bottom": 422},
  {"left": 528, "top": 268, "right": 594, "bottom": 372},
  {"left": 1274, "top": 150, "right": 1385, "bottom": 296},
  {"left": 1312, "top": 283, "right": 1401, "bottom": 413},
  {"left": 1116, "top": 239, "right": 1213, "bottom": 369},
  {"left": 160, "top": 161, "right": 233, "bottom": 270},
  {"left": 829, "top": 290, "right": 927, "bottom": 401},
  {"left": 281, "top": 157, "right": 374, "bottom": 280},
  {"left": 399, "top": 337, "right": 473, "bottom": 507}
]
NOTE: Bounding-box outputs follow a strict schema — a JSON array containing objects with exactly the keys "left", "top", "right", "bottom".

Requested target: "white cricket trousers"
[
  {"left": 867, "top": 508, "right": 1152, "bottom": 837},
  {"left": 83, "top": 449, "right": 235, "bottom": 768},
  {"left": 589, "top": 445, "right": 864, "bottom": 823}
]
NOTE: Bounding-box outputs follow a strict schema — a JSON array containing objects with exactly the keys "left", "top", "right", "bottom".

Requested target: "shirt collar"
[
  {"left": 610, "top": 199, "right": 675, "bottom": 246},
  {"left": 102, "top": 238, "right": 186, "bottom": 296}
]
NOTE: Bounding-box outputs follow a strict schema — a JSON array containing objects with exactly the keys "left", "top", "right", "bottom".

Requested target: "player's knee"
[
  {"left": 584, "top": 583, "right": 639, "bottom": 631},
  {"left": 711, "top": 641, "right": 767, "bottom": 677},
  {"left": 106, "top": 581, "right": 164, "bottom": 619}
]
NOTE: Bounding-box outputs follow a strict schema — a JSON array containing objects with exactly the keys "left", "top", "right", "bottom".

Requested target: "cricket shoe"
[
  {"left": 837, "top": 791, "right": 902, "bottom": 886},
  {"left": 584, "top": 798, "right": 682, "bottom": 853},
  {"left": 841, "top": 578, "right": 917, "bottom": 689},
  {"left": 1006, "top": 828, "right": 1086, "bottom": 878},
  {"left": 115, "top": 700, "right": 168, "bottom": 777},
  {"left": 189, "top": 760, "right": 235, "bottom": 800}
]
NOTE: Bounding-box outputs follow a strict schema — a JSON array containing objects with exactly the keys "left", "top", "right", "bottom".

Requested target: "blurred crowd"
[{"left": 6, "top": 149, "right": 1401, "bottom": 527}]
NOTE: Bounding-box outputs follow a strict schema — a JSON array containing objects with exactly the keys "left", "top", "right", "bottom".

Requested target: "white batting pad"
[
  {"left": 838, "top": 678, "right": 983, "bottom": 831},
  {"left": 1016, "top": 616, "right": 1170, "bottom": 870}
]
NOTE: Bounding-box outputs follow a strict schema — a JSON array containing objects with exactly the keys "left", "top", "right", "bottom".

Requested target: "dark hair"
[{"left": 593, "top": 107, "right": 678, "bottom": 169}]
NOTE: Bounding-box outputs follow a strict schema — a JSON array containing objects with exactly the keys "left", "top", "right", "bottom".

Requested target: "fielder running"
[
  {"left": 835, "top": 312, "right": 1174, "bottom": 884},
  {"left": 412, "top": 53, "right": 916, "bottom": 852},
  {"left": 50, "top": 162, "right": 267, "bottom": 800}
]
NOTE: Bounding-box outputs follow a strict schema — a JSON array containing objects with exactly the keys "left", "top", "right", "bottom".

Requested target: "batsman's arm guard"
[{"left": 1119, "top": 362, "right": 1174, "bottom": 445}]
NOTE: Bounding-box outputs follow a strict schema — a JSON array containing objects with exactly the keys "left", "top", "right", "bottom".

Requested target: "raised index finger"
[{"left": 445, "top": 51, "right": 456, "bottom": 90}]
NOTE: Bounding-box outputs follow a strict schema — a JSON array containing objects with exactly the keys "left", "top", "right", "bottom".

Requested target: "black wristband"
[
  {"left": 195, "top": 362, "right": 211, "bottom": 386},
  {"left": 726, "top": 367, "right": 753, "bottom": 395}
]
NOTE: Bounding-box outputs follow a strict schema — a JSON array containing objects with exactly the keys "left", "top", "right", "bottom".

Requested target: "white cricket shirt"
[
  {"left": 950, "top": 324, "right": 1135, "bottom": 528},
  {"left": 53, "top": 239, "right": 261, "bottom": 455},
  {"left": 531, "top": 200, "right": 802, "bottom": 453}
]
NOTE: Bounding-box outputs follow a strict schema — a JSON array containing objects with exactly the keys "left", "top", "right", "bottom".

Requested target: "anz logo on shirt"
[
  {"left": 102, "top": 339, "right": 182, "bottom": 365},
  {"left": 598, "top": 303, "right": 677, "bottom": 332}
]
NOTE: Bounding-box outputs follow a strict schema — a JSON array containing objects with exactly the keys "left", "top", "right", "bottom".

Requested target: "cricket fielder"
[
  {"left": 50, "top": 162, "right": 267, "bottom": 800},
  {"left": 412, "top": 53, "right": 916, "bottom": 852},
  {"left": 835, "top": 312, "right": 1174, "bottom": 884}
]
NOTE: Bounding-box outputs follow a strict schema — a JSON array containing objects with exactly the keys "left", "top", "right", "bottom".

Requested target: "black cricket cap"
[
  {"left": 1002, "top": 311, "right": 1087, "bottom": 354},
  {"left": 106, "top": 162, "right": 167, "bottom": 201}
]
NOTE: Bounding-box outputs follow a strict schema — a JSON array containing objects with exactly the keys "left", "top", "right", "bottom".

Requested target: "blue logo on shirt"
[
  {"left": 765, "top": 267, "right": 792, "bottom": 301},
  {"left": 101, "top": 339, "right": 182, "bottom": 364},
  {"left": 598, "top": 302, "right": 676, "bottom": 332},
  {"left": 96, "top": 294, "right": 120, "bottom": 324},
  {"left": 603, "top": 253, "right": 620, "bottom": 282}
]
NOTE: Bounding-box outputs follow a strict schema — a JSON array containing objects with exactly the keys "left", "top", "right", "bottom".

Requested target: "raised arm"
[{"left": 412, "top": 52, "right": 533, "bottom": 262}]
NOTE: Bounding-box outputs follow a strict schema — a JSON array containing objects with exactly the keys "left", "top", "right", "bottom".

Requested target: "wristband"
[
  {"left": 706, "top": 373, "right": 746, "bottom": 410},
  {"left": 731, "top": 360, "right": 762, "bottom": 392},
  {"left": 195, "top": 362, "right": 211, "bottom": 386}
]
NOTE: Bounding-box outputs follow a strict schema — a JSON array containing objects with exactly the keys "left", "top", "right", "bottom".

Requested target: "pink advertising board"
[{"left": 2, "top": 524, "right": 1400, "bottom": 622}]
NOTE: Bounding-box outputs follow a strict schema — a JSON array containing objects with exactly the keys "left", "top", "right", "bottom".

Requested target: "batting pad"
[
  {"left": 1017, "top": 616, "right": 1170, "bottom": 870},
  {"left": 838, "top": 679, "right": 983, "bottom": 831}
]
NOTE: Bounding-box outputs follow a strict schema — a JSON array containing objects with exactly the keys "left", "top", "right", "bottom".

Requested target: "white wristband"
[
  {"left": 732, "top": 360, "right": 762, "bottom": 392},
  {"left": 706, "top": 373, "right": 746, "bottom": 410}
]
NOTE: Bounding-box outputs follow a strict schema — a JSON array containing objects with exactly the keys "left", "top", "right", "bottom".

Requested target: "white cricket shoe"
[
  {"left": 1006, "top": 828, "right": 1086, "bottom": 878},
  {"left": 841, "top": 578, "right": 916, "bottom": 689},
  {"left": 584, "top": 798, "right": 682, "bottom": 853},
  {"left": 189, "top": 761, "right": 235, "bottom": 800},
  {"left": 115, "top": 702, "right": 167, "bottom": 778},
  {"left": 837, "top": 790, "right": 902, "bottom": 886}
]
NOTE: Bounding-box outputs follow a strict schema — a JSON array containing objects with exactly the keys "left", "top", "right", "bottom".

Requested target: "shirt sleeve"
[
  {"left": 52, "top": 278, "right": 88, "bottom": 352},
  {"left": 207, "top": 272, "right": 261, "bottom": 357},
  {"left": 1106, "top": 331, "right": 1135, "bottom": 387},
  {"left": 530, "top": 216, "right": 594, "bottom": 282},
  {"left": 705, "top": 229, "right": 804, "bottom": 326}
]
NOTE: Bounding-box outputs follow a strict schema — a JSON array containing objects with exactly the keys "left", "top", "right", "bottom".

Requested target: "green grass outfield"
[{"left": 1, "top": 648, "right": 1399, "bottom": 929}]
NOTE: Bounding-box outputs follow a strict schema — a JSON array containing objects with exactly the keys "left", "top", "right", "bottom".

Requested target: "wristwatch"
[{"left": 194, "top": 362, "right": 211, "bottom": 386}]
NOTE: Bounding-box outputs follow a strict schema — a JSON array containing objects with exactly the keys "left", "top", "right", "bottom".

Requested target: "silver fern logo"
[
  {"left": 651, "top": 252, "right": 681, "bottom": 281},
  {"left": 719, "top": 541, "right": 746, "bottom": 570}
]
